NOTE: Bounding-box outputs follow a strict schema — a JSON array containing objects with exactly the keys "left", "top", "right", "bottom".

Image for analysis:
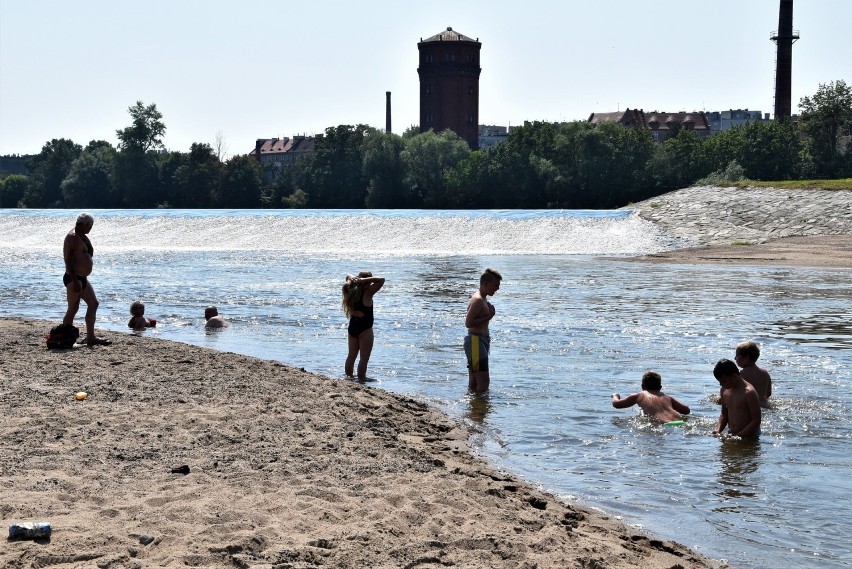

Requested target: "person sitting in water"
[
  {"left": 128, "top": 300, "right": 157, "bottom": 330},
  {"left": 734, "top": 340, "right": 772, "bottom": 408},
  {"left": 611, "top": 371, "right": 691, "bottom": 423},
  {"left": 204, "top": 305, "right": 229, "bottom": 328}
]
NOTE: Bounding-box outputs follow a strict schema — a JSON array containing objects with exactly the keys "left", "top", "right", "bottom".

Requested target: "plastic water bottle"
[{"left": 9, "top": 522, "right": 52, "bottom": 539}]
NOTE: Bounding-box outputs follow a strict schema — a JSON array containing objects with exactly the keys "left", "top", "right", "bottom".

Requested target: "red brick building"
[{"left": 417, "top": 27, "right": 481, "bottom": 149}]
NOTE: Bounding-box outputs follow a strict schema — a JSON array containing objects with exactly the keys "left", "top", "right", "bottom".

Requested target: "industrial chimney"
[
  {"left": 771, "top": 0, "right": 799, "bottom": 122},
  {"left": 386, "top": 91, "right": 392, "bottom": 133}
]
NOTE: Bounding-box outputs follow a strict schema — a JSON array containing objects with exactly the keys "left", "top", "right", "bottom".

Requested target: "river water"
[{"left": 1, "top": 209, "right": 850, "bottom": 568}]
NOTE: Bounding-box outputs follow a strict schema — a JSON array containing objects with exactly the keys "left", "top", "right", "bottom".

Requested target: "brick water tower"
[{"left": 418, "top": 27, "right": 481, "bottom": 149}]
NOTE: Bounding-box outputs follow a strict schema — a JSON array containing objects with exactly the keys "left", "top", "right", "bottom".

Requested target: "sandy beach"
[
  {"left": 0, "top": 317, "right": 723, "bottom": 568},
  {"left": 625, "top": 234, "right": 852, "bottom": 268}
]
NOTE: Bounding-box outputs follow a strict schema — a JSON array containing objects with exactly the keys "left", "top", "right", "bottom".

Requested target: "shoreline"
[
  {"left": 0, "top": 317, "right": 725, "bottom": 568},
  {"left": 617, "top": 234, "right": 852, "bottom": 268}
]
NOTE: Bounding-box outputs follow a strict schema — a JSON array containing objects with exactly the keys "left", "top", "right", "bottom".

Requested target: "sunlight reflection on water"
[{"left": 2, "top": 209, "right": 851, "bottom": 568}]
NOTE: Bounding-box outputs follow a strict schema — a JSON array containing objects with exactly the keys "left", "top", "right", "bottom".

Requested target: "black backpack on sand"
[{"left": 46, "top": 324, "right": 80, "bottom": 349}]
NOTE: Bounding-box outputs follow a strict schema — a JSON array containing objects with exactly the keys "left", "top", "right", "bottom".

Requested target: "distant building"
[
  {"left": 418, "top": 27, "right": 482, "bottom": 149},
  {"left": 478, "top": 125, "right": 509, "bottom": 149},
  {"left": 252, "top": 137, "right": 316, "bottom": 184},
  {"left": 705, "top": 109, "right": 770, "bottom": 134},
  {"left": 588, "top": 108, "right": 711, "bottom": 142}
]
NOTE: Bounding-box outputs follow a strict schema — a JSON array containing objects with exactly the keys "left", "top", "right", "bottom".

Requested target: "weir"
[{"left": 0, "top": 209, "right": 681, "bottom": 256}]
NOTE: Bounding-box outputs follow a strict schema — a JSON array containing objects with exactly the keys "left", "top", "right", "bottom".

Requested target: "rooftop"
[{"left": 420, "top": 26, "right": 478, "bottom": 43}]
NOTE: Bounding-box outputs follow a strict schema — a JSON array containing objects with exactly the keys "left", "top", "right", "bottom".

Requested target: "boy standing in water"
[
  {"left": 464, "top": 268, "right": 502, "bottom": 393},
  {"left": 735, "top": 340, "right": 772, "bottom": 408},
  {"left": 713, "top": 358, "right": 762, "bottom": 437},
  {"left": 611, "top": 371, "right": 691, "bottom": 422}
]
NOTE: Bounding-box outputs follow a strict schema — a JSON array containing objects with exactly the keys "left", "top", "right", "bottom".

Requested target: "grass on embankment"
[{"left": 730, "top": 178, "right": 852, "bottom": 191}]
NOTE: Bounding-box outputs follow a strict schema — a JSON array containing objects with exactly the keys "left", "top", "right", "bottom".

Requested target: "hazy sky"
[{"left": 1, "top": 0, "right": 849, "bottom": 156}]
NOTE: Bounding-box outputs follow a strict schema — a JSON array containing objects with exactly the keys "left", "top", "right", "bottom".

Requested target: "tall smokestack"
[
  {"left": 386, "top": 91, "right": 392, "bottom": 133},
  {"left": 771, "top": 0, "right": 799, "bottom": 122}
]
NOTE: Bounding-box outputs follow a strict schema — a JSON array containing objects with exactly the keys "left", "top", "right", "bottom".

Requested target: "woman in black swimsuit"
[{"left": 342, "top": 271, "right": 385, "bottom": 379}]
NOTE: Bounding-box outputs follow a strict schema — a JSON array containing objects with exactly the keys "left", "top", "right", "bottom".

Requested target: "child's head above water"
[
  {"left": 641, "top": 371, "right": 662, "bottom": 391},
  {"left": 735, "top": 340, "right": 761, "bottom": 364},
  {"left": 130, "top": 300, "right": 145, "bottom": 316},
  {"left": 714, "top": 358, "right": 740, "bottom": 380}
]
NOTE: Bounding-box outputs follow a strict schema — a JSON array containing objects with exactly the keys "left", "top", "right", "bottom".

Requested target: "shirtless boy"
[
  {"left": 63, "top": 212, "right": 110, "bottom": 346},
  {"left": 611, "top": 371, "right": 691, "bottom": 422},
  {"left": 464, "top": 268, "right": 502, "bottom": 393},
  {"left": 735, "top": 340, "right": 772, "bottom": 408},
  {"left": 713, "top": 358, "right": 762, "bottom": 437},
  {"left": 204, "top": 305, "right": 229, "bottom": 328}
]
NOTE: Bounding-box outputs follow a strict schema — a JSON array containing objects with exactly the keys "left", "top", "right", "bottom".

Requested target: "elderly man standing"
[{"left": 63, "top": 212, "right": 111, "bottom": 346}]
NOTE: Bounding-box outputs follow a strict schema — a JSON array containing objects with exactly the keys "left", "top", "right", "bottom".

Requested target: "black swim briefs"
[{"left": 63, "top": 273, "right": 89, "bottom": 290}]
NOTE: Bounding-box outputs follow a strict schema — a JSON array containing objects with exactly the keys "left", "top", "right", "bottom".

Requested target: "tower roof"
[{"left": 420, "top": 26, "right": 478, "bottom": 43}]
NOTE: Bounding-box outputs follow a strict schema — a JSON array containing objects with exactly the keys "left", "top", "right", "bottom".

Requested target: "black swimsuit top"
[{"left": 351, "top": 300, "right": 374, "bottom": 327}]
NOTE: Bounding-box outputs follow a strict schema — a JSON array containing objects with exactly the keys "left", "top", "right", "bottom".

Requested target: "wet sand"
[
  {"left": 624, "top": 234, "right": 852, "bottom": 268},
  {"left": 0, "top": 317, "right": 724, "bottom": 568}
]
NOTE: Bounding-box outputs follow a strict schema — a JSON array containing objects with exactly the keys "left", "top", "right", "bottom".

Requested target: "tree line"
[{"left": 2, "top": 81, "right": 850, "bottom": 210}]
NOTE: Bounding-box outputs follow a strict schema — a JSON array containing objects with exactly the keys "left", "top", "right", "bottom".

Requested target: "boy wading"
[{"left": 464, "top": 268, "right": 502, "bottom": 393}]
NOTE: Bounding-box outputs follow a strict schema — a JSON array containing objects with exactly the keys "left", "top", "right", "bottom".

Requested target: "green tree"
[
  {"left": 444, "top": 150, "right": 495, "bottom": 208},
  {"left": 171, "top": 143, "right": 221, "bottom": 207},
  {"left": 23, "top": 138, "right": 82, "bottom": 206},
  {"left": 301, "top": 125, "right": 370, "bottom": 208},
  {"left": 114, "top": 101, "right": 167, "bottom": 207},
  {"left": 116, "top": 100, "right": 166, "bottom": 152},
  {"left": 114, "top": 149, "right": 161, "bottom": 207},
  {"left": 737, "top": 121, "right": 801, "bottom": 180},
  {"left": 220, "top": 154, "right": 262, "bottom": 208},
  {"left": 563, "top": 121, "right": 655, "bottom": 207},
  {"left": 798, "top": 80, "right": 852, "bottom": 177},
  {"left": 156, "top": 151, "right": 189, "bottom": 208},
  {"left": 362, "top": 130, "right": 407, "bottom": 208},
  {"left": 0, "top": 174, "right": 28, "bottom": 207},
  {"left": 646, "top": 129, "right": 710, "bottom": 192},
  {"left": 61, "top": 142, "right": 118, "bottom": 207},
  {"left": 483, "top": 121, "right": 563, "bottom": 208},
  {"left": 401, "top": 129, "right": 470, "bottom": 208}
]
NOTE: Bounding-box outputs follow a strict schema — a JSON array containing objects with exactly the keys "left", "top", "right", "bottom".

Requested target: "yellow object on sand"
[{"left": 75, "top": 392, "right": 88, "bottom": 400}]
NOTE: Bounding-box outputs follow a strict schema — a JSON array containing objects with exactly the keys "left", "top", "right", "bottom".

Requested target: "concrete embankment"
[
  {"left": 620, "top": 185, "right": 852, "bottom": 267},
  {"left": 625, "top": 185, "right": 852, "bottom": 246}
]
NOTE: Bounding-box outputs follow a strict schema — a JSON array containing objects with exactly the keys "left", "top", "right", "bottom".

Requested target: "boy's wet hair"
[
  {"left": 736, "top": 340, "right": 761, "bottom": 362},
  {"left": 641, "top": 371, "right": 662, "bottom": 391},
  {"left": 480, "top": 268, "right": 502, "bottom": 285},
  {"left": 714, "top": 358, "right": 739, "bottom": 379}
]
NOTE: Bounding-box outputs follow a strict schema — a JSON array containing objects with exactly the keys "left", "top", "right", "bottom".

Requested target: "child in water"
[
  {"left": 611, "top": 371, "right": 691, "bottom": 422},
  {"left": 735, "top": 340, "right": 772, "bottom": 408},
  {"left": 713, "top": 358, "right": 762, "bottom": 437},
  {"left": 128, "top": 301, "right": 156, "bottom": 330}
]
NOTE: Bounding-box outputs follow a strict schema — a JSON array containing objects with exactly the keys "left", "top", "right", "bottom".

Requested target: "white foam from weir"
[{"left": 0, "top": 209, "right": 681, "bottom": 256}]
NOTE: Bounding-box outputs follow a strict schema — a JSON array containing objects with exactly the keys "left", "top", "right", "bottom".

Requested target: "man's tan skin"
[
  {"left": 612, "top": 371, "right": 691, "bottom": 422},
  {"left": 465, "top": 269, "right": 501, "bottom": 393},
  {"left": 735, "top": 341, "right": 772, "bottom": 408},
  {"left": 63, "top": 213, "right": 110, "bottom": 346},
  {"left": 204, "top": 305, "right": 229, "bottom": 329},
  {"left": 713, "top": 358, "right": 762, "bottom": 437}
]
